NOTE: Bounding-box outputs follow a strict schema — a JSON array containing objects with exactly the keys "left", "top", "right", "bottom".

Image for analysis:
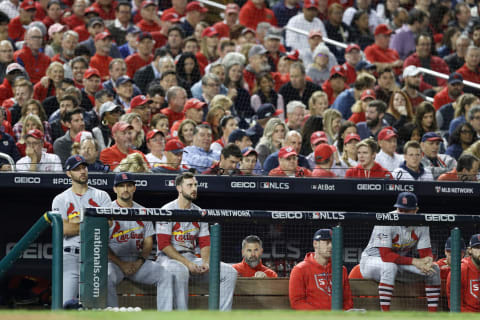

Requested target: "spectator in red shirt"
[
  {"left": 239, "top": 0, "right": 277, "bottom": 31},
  {"left": 322, "top": 65, "right": 348, "bottom": 106},
  {"left": 311, "top": 144, "right": 337, "bottom": 177},
  {"left": 161, "top": 86, "right": 186, "bottom": 128},
  {"left": 90, "top": 0, "right": 116, "bottom": 22},
  {"left": 438, "top": 154, "right": 479, "bottom": 182},
  {"left": 8, "top": 0, "right": 35, "bottom": 42},
  {"left": 99, "top": 121, "right": 148, "bottom": 170},
  {"left": 125, "top": 32, "right": 154, "bottom": 78},
  {"left": 364, "top": 24, "right": 403, "bottom": 75},
  {"left": 433, "top": 73, "right": 464, "bottom": 111},
  {"left": 129, "top": 94, "right": 152, "bottom": 131},
  {"left": 269, "top": 146, "right": 312, "bottom": 177},
  {"left": 33, "top": 61, "right": 64, "bottom": 102},
  {"left": 456, "top": 46, "right": 480, "bottom": 96},
  {"left": 82, "top": 67, "right": 102, "bottom": 106},
  {"left": 213, "top": 4, "right": 239, "bottom": 39},
  {"left": 196, "top": 27, "right": 219, "bottom": 74},
  {"left": 136, "top": 0, "right": 161, "bottom": 33},
  {"left": 14, "top": 27, "right": 51, "bottom": 84},
  {"left": 64, "top": 0, "right": 87, "bottom": 30},
  {"left": 89, "top": 31, "right": 113, "bottom": 81},
  {"left": 0, "top": 63, "right": 26, "bottom": 105},
  {"left": 345, "top": 138, "right": 392, "bottom": 179},
  {"left": 342, "top": 44, "right": 362, "bottom": 85},
  {"left": 233, "top": 235, "right": 278, "bottom": 278},
  {"left": 289, "top": 228, "right": 353, "bottom": 310},
  {"left": 402, "top": 65, "right": 426, "bottom": 111},
  {"left": 403, "top": 33, "right": 450, "bottom": 89}
]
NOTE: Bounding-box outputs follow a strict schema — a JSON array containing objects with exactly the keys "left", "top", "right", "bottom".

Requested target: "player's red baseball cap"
[
  {"left": 345, "top": 44, "right": 360, "bottom": 53},
  {"left": 303, "top": 0, "right": 318, "bottom": 9},
  {"left": 141, "top": 0, "right": 157, "bottom": 8},
  {"left": 330, "top": 65, "right": 346, "bottom": 78},
  {"left": 202, "top": 27, "right": 219, "bottom": 38},
  {"left": 161, "top": 12, "right": 180, "bottom": 22},
  {"left": 308, "top": 30, "right": 323, "bottom": 39},
  {"left": 20, "top": 0, "right": 36, "bottom": 10},
  {"left": 278, "top": 146, "right": 297, "bottom": 159},
  {"left": 360, "top": 89, "right": 376, "bottom": 101},
  {"left": 94, "top": 31, "right": 112, "bottom": 42},
  {"left": 314, "top": 144, "right": 336, "bottom": 162},
  {"left": 374, "top": 24, "right": 393, "bottom": 36}
]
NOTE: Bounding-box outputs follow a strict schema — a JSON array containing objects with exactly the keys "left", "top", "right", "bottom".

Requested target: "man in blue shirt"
[{"left": 183, "top": 124, "right": 220, "bottom": 172}]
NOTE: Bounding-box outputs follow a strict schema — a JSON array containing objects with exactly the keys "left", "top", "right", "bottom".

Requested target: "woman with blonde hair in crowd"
[
  {"left": 116, "top": 153, "right": 151, "bottom": 173},
  {"left": 308, "top": 91, "right": 329, "bottom": 118},
  {"left": 210, "top": 94, "right": 234, "bottom": 115},
  {"left": 196, "top": 26, "right": 220, "bottom": 73},
  {"left": 323, "top": 109, "right": 342, "bottom": 144},
  {"left": 255, "top": 118, "right": 288, "bottom": 165},
  {"left": 337, "top": 132, "right": 361, "bottom": 177},
  {"left": 206, "top": 105, "right": 226, "bottom": 140},
  {"left": 384, "top": 90, "right": 414, "bottom": 130},
  {"left": 15, "top": 114, "right": 54, "bottom": 157},
  {"left": 33, "top": 62, "right": 64, "bottom": 102},
  {"left": 177, "top": 119, "right": 196, "bottom": 146},
  {"left": 13, "top": 99, "right": 52, "bottom": 143},
  {"left": 120, "top": 113, "right": 146, "bottom": 153}
]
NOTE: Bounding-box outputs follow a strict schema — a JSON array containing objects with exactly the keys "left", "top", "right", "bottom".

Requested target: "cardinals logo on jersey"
[
  {"left": 67, "top": 202, "right": 80, "bottom": 220},
  {"left": 111, "top": 221, "right": 145, "bottom": 243},
  {"left": 392, "top": 230, "right": 419, "bottom": 250},
  {"left": 89, "top": 199, "right": 99, "bottom": 207}
]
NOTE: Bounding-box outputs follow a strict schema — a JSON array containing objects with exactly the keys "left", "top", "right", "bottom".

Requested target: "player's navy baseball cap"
[
  {"left": 65, "top": 155, "right": 87, "bottom": 171},
  {"left": 421, "top": 132, "right": 443, "bottom": 143},
  {"left": 114, "top": 172, "right": 135, "bottom": 186},
  {"left": 228, "top": 129, "right": 254, "bottom": 143},
  {"left": 313, "top": 228, "right": 332, "bottom": 241},
  {"left": 394, "top": 192, "right": 418, "bottom": 210},
  {"left": 445, "top": 236, "right": 466, "bottom": 251},
  {"left": 470, "top": 234, "right": 480, "bottom": 248}
]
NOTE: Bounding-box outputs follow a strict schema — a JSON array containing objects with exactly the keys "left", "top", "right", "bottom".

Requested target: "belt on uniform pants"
[{"left": 64, "top": 247, "right": 80, "bottom": 254}]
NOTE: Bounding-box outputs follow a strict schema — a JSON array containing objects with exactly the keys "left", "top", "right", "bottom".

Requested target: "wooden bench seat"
[{"left": 116, "top": 278, "right": 448, "bottom": 311}]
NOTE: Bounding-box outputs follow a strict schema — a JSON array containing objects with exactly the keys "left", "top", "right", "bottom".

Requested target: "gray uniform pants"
[
  {"left": 108, "top": 260, "right": 173, "bottom": 311},
  {"left": 63, "top": 252, "right": 80, "bottom": 304},
  {"left": 157, "top": 252, "right": 237, "bottom": 310},
  {"left": 360, "top": 254, "right": 441, "bottom": 286}
]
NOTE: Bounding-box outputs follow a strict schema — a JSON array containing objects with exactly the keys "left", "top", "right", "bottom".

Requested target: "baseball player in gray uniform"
[
  {"left": 156, "top": 172, "right": 237, "bottom": 310},
  {"left": 359, "top": 192, "right": 441, "bottom": 312},
  {"left": 107, "top": 172, "right": 173, "bottom": 310},
  {"left": 51, "top": 155, "right": 112, "bottom": 305}
]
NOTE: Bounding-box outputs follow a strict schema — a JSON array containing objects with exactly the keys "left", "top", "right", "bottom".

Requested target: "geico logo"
[
  {"left": 424, "top": 214, "right": 455, "bottom": 222},
  {"left": 135, "top": 180, "right": 148, "bottom": 187},
  {"left": 231, "top": 181, "right": 256, "bottom": 188},
  {"left": 272, "top": 212, "right": 303, "bottom": 219},
  {"left": 14, "top": 176, "right": 41, "bottom": 184},
  {"left": 357, "top": 184, "right": 382, "bottom": 191},
  {"left": 96, "top": 208, "right": 128, "bottom": 215}
]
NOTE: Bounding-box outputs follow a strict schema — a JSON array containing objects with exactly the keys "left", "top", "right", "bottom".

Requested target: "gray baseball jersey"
[
  {"left": 362, "top": 225, "right": 431, "bottom": 258},
  {"left": 52, "top": 186, "right": 112, "bottom": 247},
  {"left": 109, "top": 200, "right": 154, "bottom": 261},
  {"left": 156, "top": 199, "right": 209, "bottom": 256}
]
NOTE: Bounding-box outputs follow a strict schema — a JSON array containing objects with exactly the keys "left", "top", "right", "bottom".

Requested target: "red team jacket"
[
  {"left": 233, "top": 260, "right": 278, "bottom": 278},
  {"left": 447, "top": 257, "right": 480, "bottom": 312},
  {"left": 289, "top": 253, "right": 353, "bottom": 310},
  {"left": 345, "top": 162, "right": 392, "bottom": 179}
]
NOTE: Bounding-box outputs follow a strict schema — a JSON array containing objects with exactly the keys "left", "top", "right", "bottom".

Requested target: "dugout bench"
[{"left": 116, "top": 278, "right": 448, "bottom": 311}]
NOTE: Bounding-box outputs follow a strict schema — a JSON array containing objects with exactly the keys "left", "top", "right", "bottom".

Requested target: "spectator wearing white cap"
[
  {"left": 285, "top": 0, "right": 326, "bottom": 52},
  {"left": 306, "top": 44, "right": 335, "bottom": 86},
  {"left": 402, "top": 65, "right": 426, "bottom": 110},
  {"left": 392, "top": 141, "right": 433, "bottom": 181},
  {"left": 375, "top": 127, "right": 404, "bottom": 173},
  {"left": 301, "top": 30, "right": 338, "bottom": 72},
  {"left": 16, "top": 129, "right": 62, "bottom": 172}
]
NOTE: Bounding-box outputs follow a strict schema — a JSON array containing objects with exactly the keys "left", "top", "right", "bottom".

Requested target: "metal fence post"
[
  {"left": 208, "top": 223, "right": 221, "bottom": 310},
  {"left": 450, "top": 228, "right": 461, "bottom": 312},
  {"left": 48, "top": 212, "right": 63, "bottom": 310},
  {"left": 331, "top": 225, "right": 343, "bottom": 310}
]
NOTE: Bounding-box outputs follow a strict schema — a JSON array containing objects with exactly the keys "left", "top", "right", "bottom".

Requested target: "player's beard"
[
  {"left": 245, "top": 256, "right": 260, "bottom": 268},
  {"left": 71, "top": 174, "right": 88, "bottom": 185},
  {"left": 472, "top": 254, "right": 480, "bottom": 267},
  {"left": 182, "top": 190, "right": 197, "bottom": 202}
]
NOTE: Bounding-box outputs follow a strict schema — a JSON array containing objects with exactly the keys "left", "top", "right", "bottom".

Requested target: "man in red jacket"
[
  {"left": 447, "top": 234, "right": 480, "bottom": 312},
  {"left": 433, "top": 73, "right": 464, "bottom": 111},
  {"left": 269, "top": 146, "right": 311, "bottom": 177},
  {"left": 89, "top": 31, "right": 113, "bottom": 80},
  {"left": 239, "top": 0, "right": 277, "bottom": 30},
  {"left": 233, "top": 235, "right": 277, "bottom": 278},
  {"left": 289, "top": 228, "right": 353, "bottom": 310},
  {"left": 345, "top": 138, "right": 392, "bottom": 179},
  {"left": 14, "top": 26, "right": 51, "bottom": 84},
  {"left": 360, "top": 192, "right": 441, "bottom": 312}
]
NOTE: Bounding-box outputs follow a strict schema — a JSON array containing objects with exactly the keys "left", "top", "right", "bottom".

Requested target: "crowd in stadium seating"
[{"left": 1, "top": 0, "right": 480, "bottom": 180}]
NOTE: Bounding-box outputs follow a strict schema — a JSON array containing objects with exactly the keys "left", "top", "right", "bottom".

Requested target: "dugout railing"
[{"left": 82, "top": 207, "right": 468, "bottom": 312}]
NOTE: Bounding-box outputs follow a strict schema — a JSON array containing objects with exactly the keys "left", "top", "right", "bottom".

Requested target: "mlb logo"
[
  {"left": 312, "top": 212, "right": 320, "bottom": 219},
  {"left": 435, "top": 186, "right": 441, "bottom": 193},
  {"left": 201, "top": 210, "right": 208, "bottom": 217},
  {"left": 165, "top": 180, "right": 175, "bottom": 187},
  {"left": 402, "top": 196, "right": 408, "bottom": 205},
  {"left": 261, "top": 182, "right": 270, "bottom": 188},
  {"left": 386, "top": 184, "right": 394, "bottom": 191}
]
